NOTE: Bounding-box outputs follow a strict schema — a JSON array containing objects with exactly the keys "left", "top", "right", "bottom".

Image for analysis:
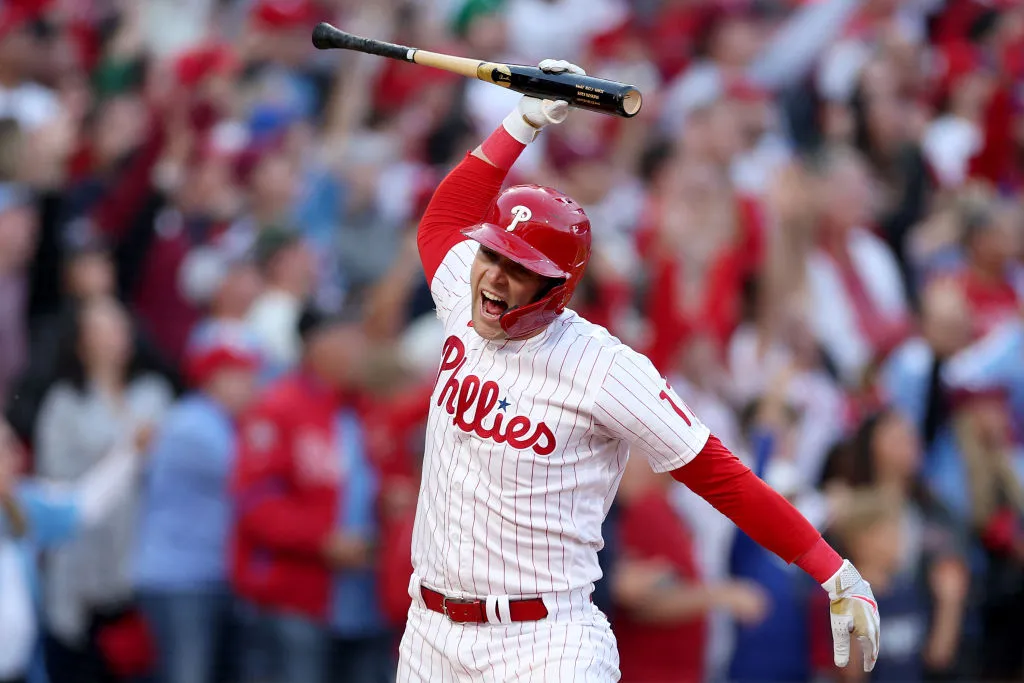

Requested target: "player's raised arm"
[
  {"left": 416, "top": 60, "right": 582, "bottom": 285},
  {"left": 594, "top": 348, "right": 881, "bottom": 673}
]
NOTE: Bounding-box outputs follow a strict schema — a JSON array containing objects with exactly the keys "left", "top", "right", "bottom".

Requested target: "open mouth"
[{"left": 480, "top": 290, "right": 509, "bottom": 320}]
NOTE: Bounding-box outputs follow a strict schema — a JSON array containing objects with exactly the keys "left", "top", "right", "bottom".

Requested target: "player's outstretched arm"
[
  {"left": 592, "top": 350, "right": 880, "bottom": 672},
  {"left": 417, "top": 60, "right": 580, "bottom": 284},
  {"left": 670, "top": 438, "right": 880, "bottom": 672}
]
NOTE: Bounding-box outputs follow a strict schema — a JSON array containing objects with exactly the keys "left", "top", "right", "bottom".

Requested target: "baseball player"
[{"left": 399, "top": 59, "right": 880, "bottom": 682}]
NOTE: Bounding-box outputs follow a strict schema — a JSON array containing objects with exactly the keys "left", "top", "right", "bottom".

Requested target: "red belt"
[{"left": 420, "top": 586, "right": 549, "bottom": 624}]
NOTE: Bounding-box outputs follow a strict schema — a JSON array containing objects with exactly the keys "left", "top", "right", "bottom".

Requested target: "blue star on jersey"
[{"left": 498, "top": 398, "right": 510, "bottom": 411}]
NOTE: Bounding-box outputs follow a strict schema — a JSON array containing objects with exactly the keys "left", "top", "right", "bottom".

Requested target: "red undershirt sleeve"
[
  {"left": 670, "top": 435, "right": 844, "bottom": 583},
  {"left": 417, "top": 153, "right": 509, "bottom": 284}
]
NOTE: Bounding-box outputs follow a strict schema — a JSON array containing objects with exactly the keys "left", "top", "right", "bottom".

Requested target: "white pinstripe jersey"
[{"left": 411, "top": 240, "right": 712, "bottom": 599}]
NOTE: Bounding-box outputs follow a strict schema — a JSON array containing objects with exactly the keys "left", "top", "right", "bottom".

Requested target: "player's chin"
[
  {"left": 473, "top": 300, "right": 506, "bottom": 340},
  {"left": 473, "top": 317, "right": 506, "bottom": 340}
]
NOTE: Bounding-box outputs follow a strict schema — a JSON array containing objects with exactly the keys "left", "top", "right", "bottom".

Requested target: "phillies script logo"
[{"left": 434, "top": 336, "right": 556, "bottom": 456}]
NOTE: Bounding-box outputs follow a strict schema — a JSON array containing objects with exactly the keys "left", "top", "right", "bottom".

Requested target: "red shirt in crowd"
[
  {"left": 615, "top": 489, "right": 707, "bottom": 683},
  {"left": 638, "top": 194, "right": 765, "bottom": 371},
  {"left": 230, "top": 372, "right": 370, "bottom": 620}
]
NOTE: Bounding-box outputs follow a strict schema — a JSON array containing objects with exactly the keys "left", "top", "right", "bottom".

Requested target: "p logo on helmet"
[{"left": 506, "top": 205, "right": 532, "bottom": 232}]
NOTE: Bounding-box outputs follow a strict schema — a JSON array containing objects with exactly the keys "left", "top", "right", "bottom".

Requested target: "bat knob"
[{"left": 312, "top": 22, "right": 341, "bottom": 50}]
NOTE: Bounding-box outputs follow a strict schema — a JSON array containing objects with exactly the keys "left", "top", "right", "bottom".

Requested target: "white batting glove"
[
  {"left": 502, "top": 59, "right": 586, "bottom": 143},
  {"left": 822, "top": 560, "right": 880, "bottom": 672}
]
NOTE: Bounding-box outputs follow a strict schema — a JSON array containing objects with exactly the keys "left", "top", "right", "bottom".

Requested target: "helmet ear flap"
[
  {"left": 545, "top": 280, "right": 573, "bottom": 313},
  {"left": 499, "top": 280, "right": 574, "bottom": 338},
  {"left": 534, "top": 277, "right": 566, "bottom": 304}
]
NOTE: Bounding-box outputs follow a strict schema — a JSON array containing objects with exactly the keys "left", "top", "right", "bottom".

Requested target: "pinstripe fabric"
[
  {"left": 403, "top": 242, "right": 711, "bottom": 679},
  {"left": 398, "top": 601, "right": 620, "bottom": 682}
]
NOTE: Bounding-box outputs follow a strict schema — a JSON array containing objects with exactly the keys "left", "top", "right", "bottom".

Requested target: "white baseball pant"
[{"left": 397, "top": 575, "right": 620, "bottom": 682}]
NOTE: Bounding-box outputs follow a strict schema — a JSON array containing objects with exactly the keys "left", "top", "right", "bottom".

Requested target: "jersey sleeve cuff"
[
  {"left": 795, "top": 536, "right": 845, "bottom": 585},
  {"left": 480, "top": 122, "right": 529, "bottom": 171},
  {"left": 646, "top": 426, "right": 710, "bottom": 473}
]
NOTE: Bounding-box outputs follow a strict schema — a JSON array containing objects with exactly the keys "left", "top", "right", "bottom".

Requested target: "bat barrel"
[{"left": 502, "top": 66, "right": 642, "bottom": 118}]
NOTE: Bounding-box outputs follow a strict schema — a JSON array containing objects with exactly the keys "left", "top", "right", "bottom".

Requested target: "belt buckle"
[{"left": 441, "top": 596, "right": 477, "bottom": 622}]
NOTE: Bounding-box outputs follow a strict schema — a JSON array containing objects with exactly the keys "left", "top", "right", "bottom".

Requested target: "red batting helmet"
[{"left": 462, "top": 185, "right": 591, "bottom": 338}]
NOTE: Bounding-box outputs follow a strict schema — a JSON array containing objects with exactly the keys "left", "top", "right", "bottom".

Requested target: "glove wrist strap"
[
  {"left": 501, "top": 109, "right": 540, "bottom": 145},
  {"left": 822, "top": 559, "right": 864, "bottom": 598}
]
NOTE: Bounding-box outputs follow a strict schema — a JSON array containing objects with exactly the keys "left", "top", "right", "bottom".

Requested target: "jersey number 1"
[{"left": 659, "top": 384, "right": 692, "bottom": 426}]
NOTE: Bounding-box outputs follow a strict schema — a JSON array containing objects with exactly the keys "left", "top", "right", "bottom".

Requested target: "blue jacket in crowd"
[
  {"left": 0, "top": 482, "right": 87, "bottom": 683},
  {"left": 134, "top": 393, "right": 238, "bottom": 589}
]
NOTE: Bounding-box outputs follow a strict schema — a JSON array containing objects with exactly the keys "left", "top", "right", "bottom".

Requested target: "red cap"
[
  {"left": 0, "top": 0, "right": 54, "bottom": 38},
  {"left": 252, "top": 0, "right": 318, "bottom": 30},
  {"left": 587, "top": 19, "right": 637, "bottom": 59},
  {"left": 174, "top": 43, "right": 239, "bottom": 87},
  {"left": 186, "top": 346, "right": 260, "bottom": 386},
  {"left": 184, "top": 324, "right": 261, "bottom": 387},
  {"left": 0, "top": 6, "right": 29, "bottom": 40}
]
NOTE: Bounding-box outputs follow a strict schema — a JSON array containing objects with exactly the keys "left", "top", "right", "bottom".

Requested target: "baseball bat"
[{"left": 311, "top": 22, "right": 642, "bottom": 118}]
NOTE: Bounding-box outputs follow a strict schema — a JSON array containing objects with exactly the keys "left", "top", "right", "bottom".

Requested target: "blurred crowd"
[{"left": 0, "top": 0, "right": 1023, "bottom": 682}]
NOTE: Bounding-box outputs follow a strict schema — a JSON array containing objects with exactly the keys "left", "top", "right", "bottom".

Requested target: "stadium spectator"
[
  {"left": 6, "top": 232, "right": 180, "bottom": 451},
  {"left": 636, "top": 141, "right": 764, "bottom": 369},
  {"left": 230, "top": 306, "right": 389, "bottom": 683},
  {"left": 132, "top": 326, "right": 261, "bottom": 683},
  {"left": 951, "top": 191, "right": 1021, "bottom": 338},
  {"left": 814, "top": 489, "right": 930, "bottom": 682},
  {"left": 612, "top": 453, "right": 767, "bottom": 683},
  {"left": 948, "top": 391, "right": 1024, "bottom": 679},
  {"left": 179, "top": 239, "right": 265, "bottom": 350},
  {"left": 943, "top": 304, "right": 1024, "bottom": 460},
  {"left": 33, "top": 296, "right": 172, "bottom": 683},
  {"left": 849, "top": 54, "right": 936, "bottom": 304},
  {"left": 845, "top": 408, "right": 971, "bottom": 677},
  {"left": 727, "top": 373, "right": 827, "bottom": 683},
  {"left": 0, "top": 416, "right": 146, "bottom": 683},
  {"left": 0, "top": 182, "right": 37, "bottom": 411},
  {"left": 245, "top": 229, "right": 317, "bottom": 379},
  {"left": 0, "top": 4, "right": 61, "bottom": 132},
  {"left": 805, "top": 145, "right": 910, "bottom": 387}
]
